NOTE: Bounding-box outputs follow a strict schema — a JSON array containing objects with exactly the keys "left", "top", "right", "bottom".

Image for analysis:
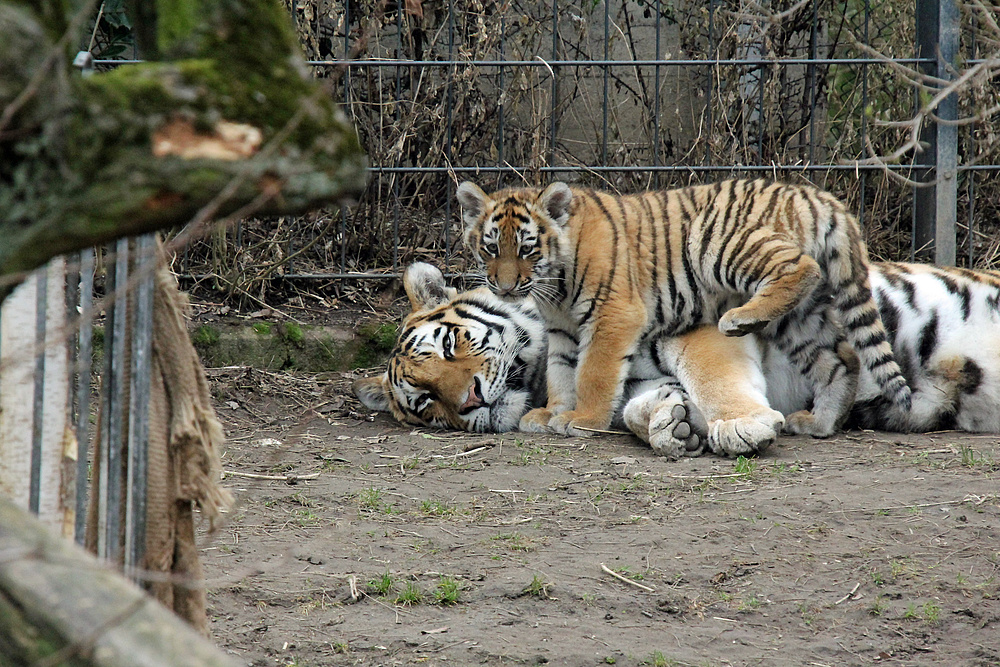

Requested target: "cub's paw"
[
  {"left": 519, "top": 408, "right": 555, "bottom": 433},
  {"left": 548, "top": 410, "right": 608, "bottom": 437},
  {"left": 708, "top": 408, "right": 785, "bottom": 457},
  {"left": 718, "top": 307, "right": 769, "bottom": 337},
  {"left": 783, "top": 410, "right": 835, "bottom": 438},
  {"left": 624, "top": 390, "right": 707, "bottom": 459}
]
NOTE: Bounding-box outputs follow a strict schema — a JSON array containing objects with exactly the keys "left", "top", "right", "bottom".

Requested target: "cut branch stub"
[{"left": 0, "top": 0, "right": 368, "bottom": 302}]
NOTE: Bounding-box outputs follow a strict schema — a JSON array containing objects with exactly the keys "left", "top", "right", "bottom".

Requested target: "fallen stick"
[
  {"left": 222, "top": 470, "right": 320, "bottom": 481},
  {"left": 599, "top": 563, "right": 655, "bottom": 592},
  {"left": 834, "top": 582, "right": 861, "bottom": 605}
]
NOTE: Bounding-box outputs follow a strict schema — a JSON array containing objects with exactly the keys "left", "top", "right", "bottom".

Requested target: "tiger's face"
[
  {"left": 353, "top": 263, "right": 546, "bottom": 432},
  {"left": 456, "top": 181, "right": 574, "bottom": 303}
]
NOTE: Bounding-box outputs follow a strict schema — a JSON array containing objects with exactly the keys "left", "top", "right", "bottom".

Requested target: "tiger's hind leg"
[
  {"left": 657, "top": 326, "right": 785, "bottom": 457},
  {"left": 769, "top": 305, "right": 860, "bottom": 437},
  {"left": 622, "top": 380, "right": 709, "bottom": 459},
  {"left": 719, "top": 243, "right": 822, "bottom": 337}
]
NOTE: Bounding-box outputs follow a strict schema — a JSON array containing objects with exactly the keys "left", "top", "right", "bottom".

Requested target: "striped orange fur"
[{"left": 457, "top": 178, "right": 912, "bottom": 437}]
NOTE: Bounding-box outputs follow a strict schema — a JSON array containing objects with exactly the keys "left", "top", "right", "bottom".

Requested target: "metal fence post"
[{"left": 913, "top": 0, "right": 959, "bottom": 265}]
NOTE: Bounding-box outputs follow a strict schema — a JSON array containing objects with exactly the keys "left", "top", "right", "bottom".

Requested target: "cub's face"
[
  {"left": 353, "top": 263, "right": 546, "bottom": 433},
  {"left": 456, "top": 181, "right": 574, "bottom": 303}
]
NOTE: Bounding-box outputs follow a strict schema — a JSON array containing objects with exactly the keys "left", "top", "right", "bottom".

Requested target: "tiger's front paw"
[
  {"left": 708, "top": 408, "right": 785, "bottom": 457},
  {"left": 519, "top": 408, "right": 555, "bottom": 433},
  {"left": 548, "top": 410, "right": 608, "bottom": 437},
  {"left": 718, "top": 307, "right": 769, "bottom": 337}
]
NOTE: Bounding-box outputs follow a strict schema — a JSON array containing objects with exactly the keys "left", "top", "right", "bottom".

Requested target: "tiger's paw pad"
[
  {"left": 649, "top": 403, "right": 707, "bottom": 459},
  {"left": 718, "top": 308, "right": 769, "bottom": 337},
  {"left": 519, "top": 408, "right": 555, "bottom": 433},
  {"left": 547, "top": 411, "right": 607, "bottom": 437},
  {"left": 709, "top": 408, "right": 785, "bottom": 457},
  {"left": 783, "top": 410, "right": 835, "bottom": 438}
]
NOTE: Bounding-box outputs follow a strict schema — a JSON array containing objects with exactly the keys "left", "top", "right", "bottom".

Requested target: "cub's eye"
[
  {"left": 483, "top": 243, "right": 499, "bottom": 258},
  {"left": 519, "top": 243, "right": 537, "bottom": 258}
]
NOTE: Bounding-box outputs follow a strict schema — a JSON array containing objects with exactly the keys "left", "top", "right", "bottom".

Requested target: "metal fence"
[
  {"left": 0, "top": 240, "right": 155, "bottom": 578},
  {"left": 153, "top": 0, "right": 997, "bottom": 293}
]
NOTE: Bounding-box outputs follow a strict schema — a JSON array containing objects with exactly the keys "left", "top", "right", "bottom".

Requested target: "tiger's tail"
[{"left": 826, "top": 214, "right": 912, "bottom": 412}]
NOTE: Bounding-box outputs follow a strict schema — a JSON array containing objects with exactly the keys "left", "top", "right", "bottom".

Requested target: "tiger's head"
[
  {"left": 353, "top": 262, "right": 547, "bottom": 432},
  {"left": 456, "top": 181, "right": 574, "bottom": 303}
]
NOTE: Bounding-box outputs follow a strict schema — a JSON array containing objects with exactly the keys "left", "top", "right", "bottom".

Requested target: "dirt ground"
[{"left": 202, "top": 368, "right": 1000, "bottom": 667}]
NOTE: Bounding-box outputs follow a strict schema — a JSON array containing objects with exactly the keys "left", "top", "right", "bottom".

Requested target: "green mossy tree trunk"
[{"left": 0, "top": 0, "right": 367, "bottom": 303}]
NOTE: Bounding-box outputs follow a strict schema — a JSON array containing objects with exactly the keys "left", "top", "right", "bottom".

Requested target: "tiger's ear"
[
  {"left": 403, "top": 262, "right": 457, "bottom": 312},
  {"left": 540, "top": 182, "right": 572, "bottom": 227},
  {"left": 456, "top": 181, "right": 489, "bottom": 229},
  {"left": 353, "top": 374, "right": 391, "bottom": 412}
]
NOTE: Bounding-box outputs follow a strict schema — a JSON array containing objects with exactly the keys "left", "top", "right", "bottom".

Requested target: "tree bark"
[
  {"left": 0, "top": 497, "right": 239, "bottom": 667},
  {"left": 0, "top": 0, "right": 367, "bottom": 303}
]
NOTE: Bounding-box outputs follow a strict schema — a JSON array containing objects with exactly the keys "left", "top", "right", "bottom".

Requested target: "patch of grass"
[
  {"left": 870, "top": 568, "right": 886, "bottom": 587},
  {"left": 434, "top": 577, "right": 461, "bottom": 605},
  {"left": 646, "top": 651, "right": 679, "bottom": 667},
  {"left": 192, "top": 325, "right": 220, "bottom": 347},
  {"left": 294, "top": 508, "right": 320, "bottom": 526},
  {"left": 331, "top": 641, "right": 349, "bottom": 654},
  {"left": 420, "top": 499, "right": 457, "bottom": 516},
  {"left": 252, "top": 321, "right": 272, "bottom": 335},
  {"left": 733, "top": 455, "right": 757, "bottom": 477},
  {"left": 524, "top": 574, "right": 552, "bottom": 599},
  {"left": 959, "top": 445, "right": 994, "bottom": 469},
  {"left": 368, "top": 570, "right": 395, "bottom": 596},
  {"left": 357, "top": 486, "right": 392, "bottom": 513},
  {"left": 282, "top": 322, "right": 305, "bottom": 344},
  {"left": 289, "top": 492, "right": 314, "bottom": 507},
  {"left": 354, "top": 322, "right": 398, "bottom": 368},
  {"left": 868, "top": 595, "right": 888, "bottom": 616},
  {"left": 615, "top": 566, "right": 645, "bottom": 581},
  {"left": 738, "top": 595, "right": 763, "bottom": 612},
  {"left": 492, "top": 531, "right": 532, "bottom": 552},
  {"left": 394, "top": 581, "right": 423, "bottom": 606}
]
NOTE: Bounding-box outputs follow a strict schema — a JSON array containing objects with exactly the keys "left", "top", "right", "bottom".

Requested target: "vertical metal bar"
[
  {"left": 392, "top": 1, "right": 403, "bottom": 273},
  {"left": 550, "top": 0, "right": 558, "bottom": 168},
  {"left": 653, "top": 0, "right": 661, "bottom": 187},
  {"left": 444, "top": 0, "right": 455, "bottom": 264},
  {"left": 967, "top": 12, "right": 978, "bottom": 266},
  {"left": 75, "top": 249, "right": 94, "bottom": 544},
  {"left": 339, "top": 0, "right": 351, "bottom": 275},
  {"left": 857, "top": 0, "right": 870, "bottom": 228},
  {"left": 913, "top": 0, "right": 958, "bottom": 265},
  {"left": 101, "top": 238, "right": 129, "bottom": 562},
  {"left": 125, "top": 235, "right": 154, "bottom": 580},
  {"left": 498, "top": 12, "right": 505, "bottom": 172},
  {"left": 602, "top": 0, "right": 610, "bottom": 166},
  {"left": 29, "top": 268, "right": 48, "bottom": 514},
  {"left": 807, "top": 0, "right": 818, "bottom": 164},
  {"left": 934, "top": 0, "right": 959, "bottom": 266},
  {"left": 705, "top": 0, "right": 716, "bottom": 166}
]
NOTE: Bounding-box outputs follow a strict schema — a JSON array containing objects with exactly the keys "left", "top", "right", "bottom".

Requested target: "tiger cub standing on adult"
[{"left": 457, "top": 178, "right": 911, "bottom": 438}]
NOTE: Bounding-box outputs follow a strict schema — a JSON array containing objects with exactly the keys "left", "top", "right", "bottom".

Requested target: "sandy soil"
[{"left": 203, "top": 368, "right": 1000, "bottom": 667}]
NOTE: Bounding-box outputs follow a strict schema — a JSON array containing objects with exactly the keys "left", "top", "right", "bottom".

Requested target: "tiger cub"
[{"left": 457, "top": 178, "right": 911, "bottom": 438}]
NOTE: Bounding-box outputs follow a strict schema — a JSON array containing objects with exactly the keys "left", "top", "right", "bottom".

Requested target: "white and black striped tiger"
[{"left": 354, "top": 261, "right": 1000, "bottom": 457}]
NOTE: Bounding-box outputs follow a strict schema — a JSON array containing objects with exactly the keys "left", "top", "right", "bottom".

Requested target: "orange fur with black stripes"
[{"left": 457, "top": 178, "right": 911, "bottom": 437}]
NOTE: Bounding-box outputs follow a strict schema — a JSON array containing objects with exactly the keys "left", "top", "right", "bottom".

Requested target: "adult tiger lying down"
[
  {"left": 456, "top": 179, "right": 912, "bottom": 440},
  {"left": 353, "top": 262, "right": 1000, "bottom": 458}
]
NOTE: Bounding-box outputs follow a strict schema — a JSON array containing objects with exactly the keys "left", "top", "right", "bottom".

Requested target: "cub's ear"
[
  {"left": 456, "top": 181, "right": 488, "bottom": 217},
  {"left": 540, "top": 182, "right": 572, "bottom": 227},
  {"left": 403, "top": 262, "right": 456, "bottom": 312},
  {"left": 353, "top": 374, "right": 392, "bottom": 412}
]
